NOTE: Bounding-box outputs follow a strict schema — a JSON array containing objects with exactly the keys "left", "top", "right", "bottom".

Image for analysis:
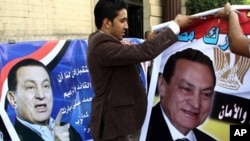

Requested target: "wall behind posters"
[
  {"left": 140, "top": 5, "right": 250, "bottom": 141},
  {"left": 0, "top": 0, "right": 96, "bottom": 43}
]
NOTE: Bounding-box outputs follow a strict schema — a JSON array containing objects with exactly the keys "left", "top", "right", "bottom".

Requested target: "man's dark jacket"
[
  {"left": 146, "top": 103, "right": 217, "bottom": 141},
  {"left": 87, "top": 28, "right": 178, "bottom": 140}
]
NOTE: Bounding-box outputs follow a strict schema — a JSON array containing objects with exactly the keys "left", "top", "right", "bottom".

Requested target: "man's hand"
[
  {"left": 214, "top": 2, "right": 232, "bottom": 20},
  {"left": 146, "top": 31, "right": 159, "bottom": 40},
  {"left": 54, "top": 109, "right": 70, "bottom": 141},
  {"left": 173, "top": 14, "right": 199, "bottom": 28}
]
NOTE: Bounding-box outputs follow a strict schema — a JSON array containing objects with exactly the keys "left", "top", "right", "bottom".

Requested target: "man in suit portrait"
[
  {"left": 6, "top": 58, "right": 82, "bottom": 141},
  {"left": 146, "top": 48, "right": 217, "bottom": 141},
  {"left": 87, "top": 0, "right": 196, "bottom": 140}
]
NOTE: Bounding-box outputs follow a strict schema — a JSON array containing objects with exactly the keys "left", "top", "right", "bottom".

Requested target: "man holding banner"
[{"left": 87, "top": 0, "right": 197, "bottom": 141}]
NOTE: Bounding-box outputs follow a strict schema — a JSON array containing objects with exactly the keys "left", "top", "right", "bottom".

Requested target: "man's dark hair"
[
  {"left": 94, "top": 0, "right": 127, "bottom": 29},
  {"left": 7, "top": 58, "right": 50, "bottom": 91},
  {"left": 162, "top": 48, "right": 216, "bottom": 86}
]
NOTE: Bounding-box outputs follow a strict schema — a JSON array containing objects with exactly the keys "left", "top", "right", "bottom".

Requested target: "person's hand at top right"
[
  {"left": 174, "top": 14, "right": 199, "bottom": 28},
  {"left": 214, "top": 2, "right": 232, "bottom": 20}
]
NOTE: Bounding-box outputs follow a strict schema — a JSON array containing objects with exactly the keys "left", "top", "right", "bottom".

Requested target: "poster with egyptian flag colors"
[
  {"left": 0, "top": 40, "right": 95, "bottom": 141},
  {"left": 0, "top": 38, "right": 147, "bottom": 141},
  {"left": 140, "top": 5, "right": 250, "bottom": 141}
]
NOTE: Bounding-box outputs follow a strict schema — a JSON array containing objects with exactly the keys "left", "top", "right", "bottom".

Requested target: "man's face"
[
  {"left": 109, "top": 8, "right": 128, "bottom": 40},
  {"left": 14, "top": 66, "right": 53, "bottom": 125},
  {"left": 159, "top": 59, "right": 215, "bottom": 135}
]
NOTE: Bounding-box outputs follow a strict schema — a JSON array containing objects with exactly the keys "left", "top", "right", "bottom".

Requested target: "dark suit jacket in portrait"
[
  {"left": 14, "top": 118, "right": 82, "bottom": 141},
  {"left": 146, "top": 103, "right": 217, "bottom": 141},
  {"left": 87, "top": 28, "right": 178, "bottom": 140}
]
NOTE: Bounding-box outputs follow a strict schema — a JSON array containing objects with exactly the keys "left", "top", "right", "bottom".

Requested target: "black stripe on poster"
[
  {"left": 46, "top": 40, "right": 71, "bottom": 71},
  {"left": 210, "top": 92, "right": 250, "bottom": 125}
]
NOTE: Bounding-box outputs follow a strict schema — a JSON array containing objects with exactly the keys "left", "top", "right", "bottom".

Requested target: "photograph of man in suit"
[
  {"left": 6, "top": 58, "right": 82, "bottom": 141},
  {"left": 87, "top": 0, "right": 196, "bottom": 140},
  {"left": 146, "top": 48, "right": 217, "bottom": 141}
]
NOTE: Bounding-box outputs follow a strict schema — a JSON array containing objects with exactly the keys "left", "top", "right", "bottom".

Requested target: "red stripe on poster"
[{"left": 0, "top": 40, "right": 59, "bottom": 100}]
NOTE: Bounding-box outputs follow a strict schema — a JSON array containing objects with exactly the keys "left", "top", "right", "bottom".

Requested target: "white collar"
[
  {"left": 160, "top": 105, "right": 197, "bottom": 141},
  {"left": 17, "top": 117, "right": 55, "bottom": 140}
]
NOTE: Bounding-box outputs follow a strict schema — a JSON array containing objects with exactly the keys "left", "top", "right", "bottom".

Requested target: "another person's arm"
[
  {"left": 227, "top": 10, "right": 250, "bottom": 57},
  {"left": 215, "top": 2, "right": 250, "bottom": 58}
]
